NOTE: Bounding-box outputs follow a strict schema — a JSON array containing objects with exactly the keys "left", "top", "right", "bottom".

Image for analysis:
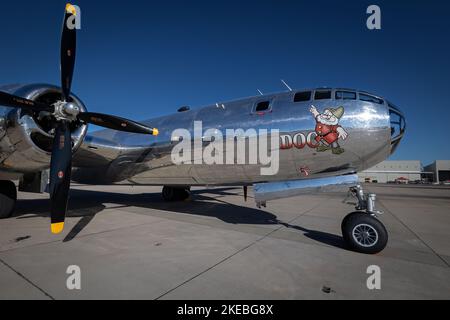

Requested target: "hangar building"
[
  {"left": 423, "top": 160, "right": 450, "bottom": 183},
  {"left": 359, "top": 160, "right": 422, "bottom": 183}
]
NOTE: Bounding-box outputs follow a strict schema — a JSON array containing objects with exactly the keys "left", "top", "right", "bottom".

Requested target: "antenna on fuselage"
[
  {"left": 281, "top": 79, "right": 293, "bottom": 91},
  {"left": 257, "top": 89, "right": 264, "bottom": 96}
]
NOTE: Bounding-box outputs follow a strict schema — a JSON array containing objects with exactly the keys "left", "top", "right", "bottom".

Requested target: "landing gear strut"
[
  {"left": 342, "top": 185, "right": 388, "bottom": 254},
  {"left": 162, "top": 186, "right": 191, "bottom": 202},
  {"left": 0, "top": 180, "right": 17, "bottom": 219}
]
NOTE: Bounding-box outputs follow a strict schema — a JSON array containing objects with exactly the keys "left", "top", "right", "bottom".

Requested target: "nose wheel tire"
[
  {"left": 341, "top": 212, "right": 388, "bottom": 254},
  {"left": 162, "top": 186, "right": 190, "bottom": 202},
  {"left": 0, "top": 181, "right": 17, "bottom": 219}
]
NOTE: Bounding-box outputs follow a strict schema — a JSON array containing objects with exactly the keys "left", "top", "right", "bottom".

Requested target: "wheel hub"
[{"left": 352, "top": 223, "right": 379, "bottom": 247}]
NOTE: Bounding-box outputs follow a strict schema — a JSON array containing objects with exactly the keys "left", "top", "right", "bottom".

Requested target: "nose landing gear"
[{"left": 342, "top": 185, "right": 388, "bottom": 254}]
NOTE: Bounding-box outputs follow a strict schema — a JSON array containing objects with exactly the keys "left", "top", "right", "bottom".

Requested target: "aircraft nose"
[{"left": 388, "top": 102, "right": 406, "bottom": 155}]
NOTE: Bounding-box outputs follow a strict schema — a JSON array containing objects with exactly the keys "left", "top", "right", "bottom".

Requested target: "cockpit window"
[
  {"left": 336, "top": 91, "right": 356, "bottom": 100},
  {"left": 359, "top": 93, "right": 383, "bottom": 104},
  {"left": 294, "top": 91, "right": 311, "bottom": 102},
  {"left": 254, "top": 101, "right": 271, "bottom": 113},
  {"left": 314, "top": 90, "right": 331, "bottom": 100}
]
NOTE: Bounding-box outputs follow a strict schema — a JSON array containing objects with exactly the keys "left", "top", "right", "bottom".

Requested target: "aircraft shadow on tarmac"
[{"left": 13, "top": 187, "right": 346, "bottom": 249}]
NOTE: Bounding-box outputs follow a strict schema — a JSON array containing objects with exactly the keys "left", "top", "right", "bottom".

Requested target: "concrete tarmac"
[{"left": 0, "top": 183, "right": 449, "bottom": 299}]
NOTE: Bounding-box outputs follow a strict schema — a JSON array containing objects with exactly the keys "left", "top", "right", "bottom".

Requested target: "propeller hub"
[
  {"left": 63, "top": 102, "right": 81, "bottom": 117},
  {"left": 52, "top": 100, "right": 80, "bottom": 121}
]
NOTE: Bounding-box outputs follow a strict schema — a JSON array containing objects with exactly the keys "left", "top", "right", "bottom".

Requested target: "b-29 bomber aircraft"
[{"left": 0, "top": 4, "right": 406, "bottom": 254}]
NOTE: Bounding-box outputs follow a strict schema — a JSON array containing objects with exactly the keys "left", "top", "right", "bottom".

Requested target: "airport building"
[
  {"left": 423, "top": 160, "right": 450, "bottom": 183},
  {"left": 359, "top": 160, "right": 422, "bottom": 183}
]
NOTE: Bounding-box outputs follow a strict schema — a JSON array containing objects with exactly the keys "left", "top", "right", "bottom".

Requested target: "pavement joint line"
[
  {"left": 6, "top": 198, "right": 448, "bottom": 274},
  {"left": 377, "top": 198, "right": 450, "bottom": 269},
  {"left": 150, "top": 197, "right": 450, "bottom": 296},
  {"left": 154, "top": 202, "right": 322, "bottom": 300},
  {"left": 2, "top": 196, "right": 303, "bottom": 255},
  {"left": 0, "top": 257, "right": 55, "bottom": 300}
]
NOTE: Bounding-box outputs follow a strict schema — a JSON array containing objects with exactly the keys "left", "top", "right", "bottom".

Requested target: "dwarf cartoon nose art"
[{"left": 310, "top": 105, "right": 348, "bottom": 155}]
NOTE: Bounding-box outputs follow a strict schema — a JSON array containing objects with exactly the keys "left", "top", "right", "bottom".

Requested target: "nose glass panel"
[{"left": 388, "top": 102, "right": 406, "bottom": 155}]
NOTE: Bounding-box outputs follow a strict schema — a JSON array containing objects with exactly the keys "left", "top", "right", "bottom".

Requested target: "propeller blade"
[
  {"left": 78, "top": 112, "right": 159, "bottom": 135},
  {"left": 49, "top": 121, "right": 72, "bottom": 234},
  {"left": 0, "top": 91, "right": 54, "bottom": 112},
  {"left": 60, "top": 4, "right": 77, "bottom": 101}
]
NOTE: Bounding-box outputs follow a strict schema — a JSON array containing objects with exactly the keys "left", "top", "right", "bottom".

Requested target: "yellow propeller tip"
[
  {"left": 153, "top": 128, "right": 159, "bottom": 136},
  {"left": 66, "top": 3, "right": 77, "bottom": 16},
  {"left": 51, "top": 222, "right": 65, "bottom": 234}
]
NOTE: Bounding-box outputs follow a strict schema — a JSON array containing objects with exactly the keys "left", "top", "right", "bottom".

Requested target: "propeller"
[
  {"left": 0, "top": 4, "right": 158, "bottom": 234},
  {"left": 49, "top": 121, "right": 72, "bottom": 234},
  {"left": 0, "top": 91, "right": 54, "bottom": 112},
  {"left": 60, "top": 4, "right": 77, "bottom": 102}
]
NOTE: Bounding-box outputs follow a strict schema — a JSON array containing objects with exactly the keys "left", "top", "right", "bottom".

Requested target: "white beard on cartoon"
[{"left": 317, "top": 114, "right": 339, "bottom": 126}]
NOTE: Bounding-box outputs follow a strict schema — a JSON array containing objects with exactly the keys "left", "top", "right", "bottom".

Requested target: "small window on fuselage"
[
  {"left": 336, "top": 91, "right": 356, "bottom": 100},
  {"left": 255, "top": 101, "right": 271, "bottom": 112},
  {"left": 314, "top": 90, "right": 331, "bottom": 100},
  {"left": 294, "top": 91, "right": 311, "bottom": 102},
  {"left": 359, "top": 93, "right": 383, "bottom": 104}
]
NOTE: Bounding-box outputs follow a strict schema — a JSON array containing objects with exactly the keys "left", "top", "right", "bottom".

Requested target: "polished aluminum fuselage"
[
  {"left": 71, "top": 89, "right": 392, "bottom": 186},
  {"left": 0, "top": 84, "right": 394, "bottom": 186}
]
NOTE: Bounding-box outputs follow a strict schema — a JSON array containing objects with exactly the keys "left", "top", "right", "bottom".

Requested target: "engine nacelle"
[{"left": 0, "top": 84, "right": 88, "bottom": 175}]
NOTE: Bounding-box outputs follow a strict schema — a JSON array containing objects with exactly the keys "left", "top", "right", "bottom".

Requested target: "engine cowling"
[{"left": 0, "top": 84, "right": 88, "bottom": 174}]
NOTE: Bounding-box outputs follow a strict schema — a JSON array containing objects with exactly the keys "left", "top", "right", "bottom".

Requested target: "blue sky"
[{"left": 0, "top": 0, "right": 449, "bottom": 165}]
